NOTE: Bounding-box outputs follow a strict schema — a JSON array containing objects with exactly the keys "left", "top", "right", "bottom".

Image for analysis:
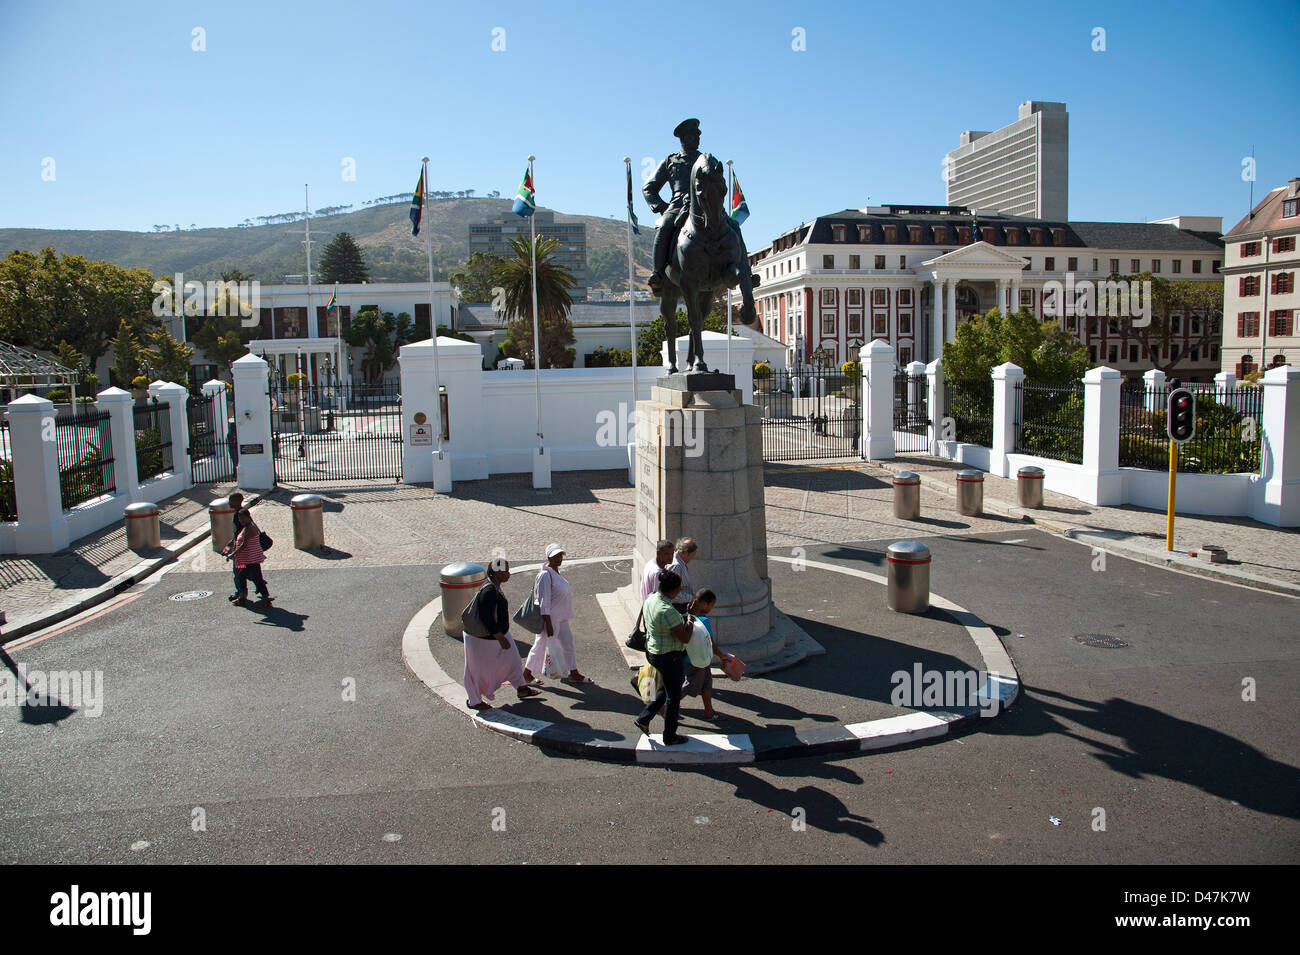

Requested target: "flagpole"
[
  {"left": 423, "top": 157, "right": 444, "bottom": 455},
  {"left": 725, "top": 161, "right": 733, "bottom": 377},
  {"left": 529, "top": 156, "right": 543, "bottom": 447},
  {"left": 624, "top": 157, "right": 638, "bottom": 452},
  {"left": 304, "top": 184, "right": 314, "bottom": 390}
]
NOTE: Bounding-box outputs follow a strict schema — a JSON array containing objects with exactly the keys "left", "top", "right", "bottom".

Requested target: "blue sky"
[{"left": 2, "top": 0, "right": 1297, "bottom": 247}]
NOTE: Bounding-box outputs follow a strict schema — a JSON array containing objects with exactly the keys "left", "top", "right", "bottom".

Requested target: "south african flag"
[
  {"left": 410, "top": 168, "right": 424, "bottom": 236},
  {"left": 513, "top": 168, "right": 535, "bottom": 218},
  {"left": 731, "top": 174, "right": 750, "bottom": 226}
]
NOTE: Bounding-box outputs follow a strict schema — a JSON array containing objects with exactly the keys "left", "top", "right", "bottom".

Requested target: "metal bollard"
[
  {"left": 440, "top": 561, "right": 487, "bottom": 636},
  {"left": 956, "top": 469, "right": 984, "bottom": 517},
  {"left": 892, "top": 471, "right": 921, "bottom": 520},
  {"left": 209, "top": 497, "right": 237, "bottom": 553},
  {"left": 290, "top": 493, "right": 325, "bottom": 550},
  {"left": 1017, "top": 466, "right": 1045, "bottom": 509},
  {"left": 124, "top": 502, "right": 161, "bottom": 551},
  {"left": 886, "top": 541, "right": 931, "bottom": 614}
]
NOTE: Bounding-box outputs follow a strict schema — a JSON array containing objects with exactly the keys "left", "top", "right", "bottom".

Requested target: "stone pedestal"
[{"left": 619, "top": 372, "right": 822, "bottom": 671}]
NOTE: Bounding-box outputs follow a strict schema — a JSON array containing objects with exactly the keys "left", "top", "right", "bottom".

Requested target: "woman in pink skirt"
[{"left": 463, "top": 558, "right": 544, "bottom": 711}]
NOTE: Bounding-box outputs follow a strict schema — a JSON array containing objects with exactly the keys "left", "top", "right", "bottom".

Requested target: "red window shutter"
[
  {"left": 1237, "top": 315, "right": 1245, "bottom": 337},
  {"left": 1271, "top": 274, "right": 1277, "bottom": 294}
]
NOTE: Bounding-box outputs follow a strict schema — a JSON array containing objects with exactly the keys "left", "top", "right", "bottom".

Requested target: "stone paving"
[{"left": 876, "top": 454, "right": 1300, "bottom": 589}]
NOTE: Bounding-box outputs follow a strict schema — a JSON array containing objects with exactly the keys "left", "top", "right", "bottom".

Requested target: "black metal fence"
[
  {"left": 270, "top": 383, "right": 404, "bottom": 483},
  {"left": 893, "top": 371, "right": 929, "bottom": 452},
  {"left": 55, "top": 407, "right": 116, "bottom": 510},
  {"left": 1, "top": 416, "right": 14, "bottom": 521},
  {"left": 187, "top": 392, "right": 234, "bottom": 484},
  {"left": 1119, "top": 381, "right": 1263, "bottom": 474},
  {"left": 1016, "top": 381, "right": 1086, "bottom": 464},
  {"left": 133, "top": 399, "right": 174, "bottom": 482},
  {"left": 944, "top": 379, "right": 994, "bottom": 447},
  {"left": 756, "top": 368, "right": 862, "bottom": 461}
]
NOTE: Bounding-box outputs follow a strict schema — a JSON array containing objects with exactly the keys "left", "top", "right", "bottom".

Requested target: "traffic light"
[{"left": 1167, "top": 387, "right": 1196, "bottom": 444}]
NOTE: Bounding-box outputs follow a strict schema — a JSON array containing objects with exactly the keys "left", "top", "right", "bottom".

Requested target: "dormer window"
[
  {"left": 1005, "top": 227, "right": 1019, "bottom": 244},
  {"left": 1283, "top": 199, "right": 1298, "bottom": 218},
  {"left": 1051, "top": 228, "right": 1065, "bottom": 246},
  {"left": 908, "top": 226, "right": 922, "bottom": 243},
  {"left": 1029, "top": 228, "right": 1043, "bottom": 245},
  {"left": 832, "top": 224, "right": 846, "bottom": 242},
  {"left": 858, "top": 225, "right": 872, "bottom": 242},
  {"left": 933, "top": 226, "right": 948, "bottom": 243},
  {"left": 883, "top": 225, "right": 898, "bottom": 243}
]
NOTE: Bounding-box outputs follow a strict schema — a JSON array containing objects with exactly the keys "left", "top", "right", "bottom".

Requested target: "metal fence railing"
[
  {"left": 944, "top": 379, "right": 994, "bottom": 448},
  {"left": 1016, "top": 381, "right": 1087, "bottom": 464},
  {"left": 133, "top": 399, "right": 174, "bottom": 482},
  {"left": 893, "top": 371, "right": 929, "bottom": 452},
  {"left": 55, "top": 407, "right": 116, "bottom": 510},
  {"left": 1, "top": 416, "right": 15, "bottom": 521},
  {"left": 1119, "top": 381, "right": 1263, "bottom": 473}
]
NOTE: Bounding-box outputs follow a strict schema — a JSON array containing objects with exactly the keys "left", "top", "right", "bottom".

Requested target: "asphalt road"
[{"left": 1, "top": 528, "right": 1296, "bottom": 865}]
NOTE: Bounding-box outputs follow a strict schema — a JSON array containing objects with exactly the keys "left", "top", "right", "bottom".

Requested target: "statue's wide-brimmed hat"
[{"left": 673, "top": 118, "right": 701, "bottom": 138}]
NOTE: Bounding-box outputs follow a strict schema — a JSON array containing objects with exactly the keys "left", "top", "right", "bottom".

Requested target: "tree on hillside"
[
  {"left": 1102, "top": 272, "right": 1223, "bottom": 377},
  {"left": 943, "top": 307, "right": 1090, "bottom": 384},
  {"left": 0, "top": 248, "right": 157, "bottom": 367},
  {"left": 318, "top": 232, "right": 370, "bottom": 284},
  {"left": 496, "top": 236, "right": 577, "bottom": 368},
  {"left": 449, "top": 252, "right": 505, "bottom": 304}
]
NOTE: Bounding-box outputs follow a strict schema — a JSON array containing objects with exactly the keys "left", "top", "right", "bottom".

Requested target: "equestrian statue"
[{"left": 644, "top": 118, "right": 760, "bottom": 374}]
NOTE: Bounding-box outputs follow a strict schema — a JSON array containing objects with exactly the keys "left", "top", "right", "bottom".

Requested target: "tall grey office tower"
[{"left": 945, "top": 101, "right": 1069, "bottom": 220}]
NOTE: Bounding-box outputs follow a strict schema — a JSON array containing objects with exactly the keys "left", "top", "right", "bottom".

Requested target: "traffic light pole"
[{"left": 1166, "top": 440, "right": 1178, "bottom": 551}]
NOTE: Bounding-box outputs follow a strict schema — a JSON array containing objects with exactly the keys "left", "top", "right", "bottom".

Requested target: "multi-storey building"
[
  {"left": 734, "top": 204, "right": 1225, "bottom": 379},
  {"left": 468, "top": 208, "right": 588, "bottom": 301},
  {"left": 1220, "top": 177, "right": 1300, "bottom": 377},
  {"left": 945, "top": 101, "right": 1069, "bottom": 220}
]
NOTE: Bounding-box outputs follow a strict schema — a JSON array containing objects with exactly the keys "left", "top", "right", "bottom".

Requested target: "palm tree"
[{"left": 495, "top": 236, "right": 578, "bottom": 368}]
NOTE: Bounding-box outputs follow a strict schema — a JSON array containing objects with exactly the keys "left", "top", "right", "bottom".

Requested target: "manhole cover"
[
  {"left": 1073, "top": 633, "right": 1128, "bottom": 649},
  {"left": 169, "top": 591, "right": 213, "bottom": 602}
]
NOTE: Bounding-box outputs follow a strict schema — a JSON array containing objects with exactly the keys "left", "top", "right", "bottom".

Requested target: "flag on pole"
[
  {"left": 626, "top": 164, "right": 640, "bottom": 235},
  {"left": 513, "top": 168, "right": 536, "bottom": 218},
  {"left": 409, "top": 168, "right": 424, "bottom": 236},
  {"left": 325, "top": 285, "right": 338, "bottom": 310},
  {"left": 730, "top": 174, "right": 750, "bottom": 226}
]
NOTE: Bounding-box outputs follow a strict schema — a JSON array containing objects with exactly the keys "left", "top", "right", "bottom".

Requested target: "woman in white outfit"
[{"left": 522, "top": 543, "right": 594, "bottom": 686}]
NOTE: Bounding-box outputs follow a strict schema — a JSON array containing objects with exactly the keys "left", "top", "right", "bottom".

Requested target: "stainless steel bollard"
[
  {"left": 1017, "top": 466, "right": 1045, "bottom": 509},
  {"left": 290, "top": 493, "right": 325, "bottom": 550},
  {"left": 956, "top": 469, "right": 984, "bottom": 517},
  {"left": 440, "top": 561, "right": 487, "bottom": 636},
  {"left": 886, "top": 541, "right": 931, "bottom": 614},
  {"left": 209, "top": 497, "right": 237, "bottom": 553},
  {"left": 124, "top": 502, "right": 161, "bottom": 551},
  {"left": 892, "top": 471, "right": 921, "bottom": 520}
]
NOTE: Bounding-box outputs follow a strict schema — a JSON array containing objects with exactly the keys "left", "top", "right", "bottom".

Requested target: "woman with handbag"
[
  {"left": 463, "top": 559, "right": 544, "bottom": 711},
  {"left": 222, "top": 508, "right": 272, "bottom": 608},
  {"left": 522, "top": 544, "right": 593, "bottom": 687}
]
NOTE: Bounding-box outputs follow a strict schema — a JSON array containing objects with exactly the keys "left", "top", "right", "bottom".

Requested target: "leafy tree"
[
  {"left": 497, "top": 236, "right": 577, "bottom": 368},
  {"left": 55, "top": 340, "right": 85, "bottom": 376},
  {"left": 942, "top": 307, "right": 1089, "bottom": 385},
  {"left": 342, "top": 309, "right": 417, "bottom": 383},
  {"left": 138, "top": 326, "right": 195, "bottom": 386},
  {"left": 1100, "top": 272, "right": 1223, "bottom": 377},
  {"left": 318, "top": 232, "right": 371, "bottom": 284},
  {"left": 219, "top": 268, "right": 255, "bottom": 283},
  {"left": 449, "top": 252, "right": 505, "bottom": 304},
  {"left": 111, "top": 320, "right": 142, "bottom": 387},
  {"left": 634, "top": 309, "right": 738, "bottom": 366}
]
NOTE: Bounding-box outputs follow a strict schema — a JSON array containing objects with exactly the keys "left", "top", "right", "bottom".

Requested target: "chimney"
[{"left": 1290, "top": 177, "right": 1300, "bottom": 197}]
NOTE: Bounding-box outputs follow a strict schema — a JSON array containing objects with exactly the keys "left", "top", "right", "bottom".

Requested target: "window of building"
[
  {"left": 847, "top": 288, "right": 863, "bottom": 307},
  {"left": 1045, "top": 257, "right": 1055, "bottom": 271},
  {"left": 1272, "top": 272, "right": 1294, "bottom": 293},
  {"left": 872, "top": 313, "right": 888, "bottom": 336},
  {"left": 1051, "top": 228, "right": 1065, "bottom": 246},
  {"left": 1242, "top": 241, "right": 1261, "bottom": 257},
  {"left": 899, "top": 256, "right": 906, "bottom": 268},
  {"left": 848, "top": 313, "right": 864, "bottom": 336},
  {"left": 1088, "top": 317, "right": 1099, "bottom": 336},
  {"left": 872, "top": 288, "right": 888, "bottom": 306},
  {"left": 1089, "top": 345, "right": 1097, "bottom": 361},
  {"left": 1283, "top": 200, "right": 1298, "bottom": 219},
  {"left": 1092, "top": 258, "right": 1099, "bottom": 272},
  {"left": 1152, "top": 260, "right": 1162, "bottom": 274},
  {"left": 1276, "top": 236, "right": 1297, "bottom": 253},
  {"left": 1019, "top": 288, "right": 1034, "bottom": 307},
  {"left": 832, "top": 225, "right": 846, "bottom": 242},
  {"left": 1128, "top": 345, "right": 1138, "bottom": 362},
  {"left": 823, "top": 254, "right": 835, "bottom": 269},
  {"left": 1171, "top": 345, "right": 1180, "bottom": 362},
  {"left": 1005, "top": 228, "right": 1019, "bottom": 244},
  {"left": 858, "top": 225, "right": 872, "bottom": 242},
  {"left": 1130, "top": 259, "right": 1141, "bottom": 273},
  {"left": 1273, "top": 353, "right": 1288, "bottom": 366},
  {"left": 934, "top": 226, "right": 948, "bottom": 243},
  {"left": 1108, "top": 345, "right": 1118, "bottom": 364},
  {"left": 1108, "top": 317, "right": 1120, "bottom": 335},
  {"left": 1193, "top": 259, "right": 1202, "bottom": 273},
  {"left": 1238, "top": 312, "right": 1260, "bottom": 337},
  {"left": 1240, "top": 275, "right": 1261, "bottom": 296},
  {"left": 1171, "top": 316, "right": 1181, "bottom": 333},
  {"left": 883, "top": 226, "right": 897, "bottom": 243},
  {"left": 1269, "top": 310, "right": 1294, "bottom": 337},
  {"left": 1238, "top": 354, "right": 1256, "bottom": 376},
  {"left": 1110, "top": 258, "right": 1120, "bottom": 274},
  {"left": 1176, "top": 259, "right": 1187, "bottom": 274},
  {"left": 820, "top": 288, "right": 836, "bottom": 305},
  {"left": 1212, "top": 260, "right": 1222, "bottom": 273},
  {"left": 899, "top": 345, "right": 913, "bottom": 365},
  {"left": 1068, "top": 257, "right": 1078, "bottom": 271},
  {"left": 908, "top": 226, "right": 922, "bottom": 243},
  {"left": 898, "top": 313, "right": 913, "bottom": 336},
  {"left": 1029, "top": 228, "right": 1043, "bottom": 245},
  {"left": 897, "top": 288, "right": 913, "bottom": 306},
  {"left": 849, "top": 254, "right": 861, "bottom": 269},
  {"left": 1211, "top": 345, "right": 1219, "bottom": 360},
  {"left": 822, "top": 314, "right": 836, "bottom": 335},
  {"left": 1067, "top": 315, "right": 1078, "bottom": 332},
  {"left": 1191, "top": 317, "right": 1202, "bottom": 334},
  {"left": 874, "top": 255, "right": 886, "bottom": 270}
]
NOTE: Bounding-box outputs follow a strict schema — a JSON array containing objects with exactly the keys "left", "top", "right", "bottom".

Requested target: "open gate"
[
  {"left": 269, "top": 383, "right": 403, "bottom": 483},
  {"left": 757, "top": 368, "right": 862, "bottom": 461}
]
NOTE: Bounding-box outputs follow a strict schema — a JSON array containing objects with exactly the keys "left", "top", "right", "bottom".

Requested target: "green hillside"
[{"left": 0, "top": 198, "right": 655, "bottom": 294}]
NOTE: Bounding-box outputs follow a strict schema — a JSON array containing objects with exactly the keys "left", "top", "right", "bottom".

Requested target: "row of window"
[
  {"left": 1237, "top": 354, "right": 1290, "bottom": 376},
  {"left": 828, "top": 223, "right": 1068, "bottom": 246},
  {"left": 1240, "top": 235, "right": 1296, "bottom": 256},
  {"left": 813, "top": 253, "right": 1220, "bottom": 275},
  {"left": 1238, "top": 272, "right": 1295, "bottom": 295},
  {"left": 1089, "top": 344, "right": 1219, "bottom": 364},
  {"left": 817, "top": 312, "right": 916, "bottom": 338},
  {"left": 1236, "top": 311, "right": 1296, "bottom": 337}
]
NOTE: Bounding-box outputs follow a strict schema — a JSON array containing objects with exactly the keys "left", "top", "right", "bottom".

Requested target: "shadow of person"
[
  {"left": 1001, "top": 686, "right": 1300, "bottom": 821},
  {"left": 0, "top": 647, "right": 77, "bottom": 725},
  {"left": 699, "top": 761, "right": 884, "bottom": 846},
  {"left": 250, "top": 606, "right": 309, "bottom": 632}
]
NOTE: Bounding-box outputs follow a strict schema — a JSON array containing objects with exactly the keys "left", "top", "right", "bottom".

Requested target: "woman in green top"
[{"left": 633, "top": 570, "right": 696, "bottom": 745}]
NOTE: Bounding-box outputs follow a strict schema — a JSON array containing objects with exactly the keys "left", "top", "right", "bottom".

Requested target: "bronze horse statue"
[{"left": 660, "top": 153, "right": 759, "bottom": 373}]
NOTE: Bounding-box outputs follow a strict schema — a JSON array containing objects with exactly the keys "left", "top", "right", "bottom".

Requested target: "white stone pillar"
[
  {"left": 926, "top": 359, "right": 945, "bottom": 455},
  {"left": 997, "top": 280, "right": 1009, "bottom": 315},
  {"left": 991, "top": 362, "right": 1025, "bottom": 477},
  {"left": 202, "top": 379, "right": 234, "bottom": 479},
  {"left": 1254, "top": 364, "right": 1299, "bottom": 527},
  {"left": 861, "top": 339, "right": 895, "bottom": 460},
  {"left": 1082, "top": 365, "right": 1123, "bottom": 505},
  {"left": 932, "top": 279, "right": 944, "bottom": 361},
  {"left": 906, "top": 360, "right": 927, "bottom": 412},
  {"left": 6, "top": 394, "right": 70, "bottom": 553},
  {"left": 946, "top": 280, "right": 958, "bottom": 342},
  {"left": 153, "top": 382, "right": 192, "bottom": 489},
  {"left": 231, "top": 353, "right": 274, "bottom": 490},
  {"left": 1143, "top": 368, "right": 1166, "bottom": 413},
  {"left": 96, "top": 387, "right": 140, "bottom": 503}
]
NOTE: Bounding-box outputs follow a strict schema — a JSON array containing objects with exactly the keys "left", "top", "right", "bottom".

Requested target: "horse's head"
[{"left": 690, "top": 152, "right": 727, "bottom": 232}]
